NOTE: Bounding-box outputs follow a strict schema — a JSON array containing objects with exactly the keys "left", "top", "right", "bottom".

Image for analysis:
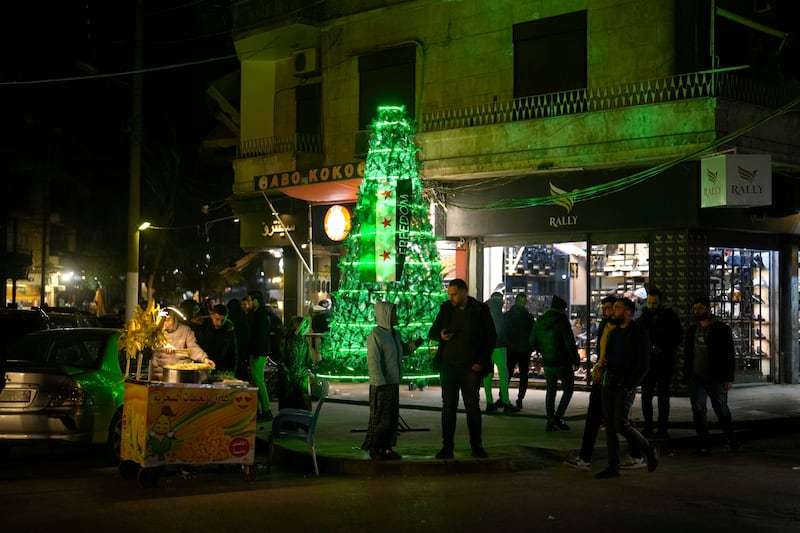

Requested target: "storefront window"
[{"left": 709, "top": 247, "right": 773, "bottom": 383}]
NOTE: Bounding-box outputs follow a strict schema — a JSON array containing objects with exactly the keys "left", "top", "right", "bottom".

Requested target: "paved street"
[{"left": 2, "top": 406, "right": 799, "bottom": 532}]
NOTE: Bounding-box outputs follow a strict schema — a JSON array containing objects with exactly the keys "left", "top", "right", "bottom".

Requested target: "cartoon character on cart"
[{"left": 147, "top": 406, "right": 177, "bottom": 460}]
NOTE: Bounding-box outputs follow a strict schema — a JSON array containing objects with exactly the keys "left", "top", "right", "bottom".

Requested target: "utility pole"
[{"left": 125, "top": 0, "right": 144, "bottom": 322}]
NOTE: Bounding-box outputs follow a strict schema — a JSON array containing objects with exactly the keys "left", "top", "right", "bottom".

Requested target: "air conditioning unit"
[{"left": 293, "top": 48, "right": 319, "bottom": 77}]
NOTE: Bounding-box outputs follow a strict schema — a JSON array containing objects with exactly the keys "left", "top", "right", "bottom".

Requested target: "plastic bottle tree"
[{"left": 318, "top": 105, "right": 444, "bottom": 378}]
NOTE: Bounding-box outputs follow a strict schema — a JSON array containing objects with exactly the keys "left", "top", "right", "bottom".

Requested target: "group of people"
[
  {"left": 364, "top": 278, "right": 739, "bottom": 471},
  {"left": 565, "top": 289, "right": 739, "bottom": 477},
  {"left": 149, "top": 291, "right": 314, "bottom": 423}
]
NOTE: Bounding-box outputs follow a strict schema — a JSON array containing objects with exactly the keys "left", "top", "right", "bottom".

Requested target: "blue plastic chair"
[{"left": 268, "top": 396, "right": 326, "bottom": 476}]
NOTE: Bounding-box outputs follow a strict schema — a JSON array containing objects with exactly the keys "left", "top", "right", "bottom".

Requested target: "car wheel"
[
  {"left": 108, "top": 408, "right": 123, "bottom": 463},
  {"left": 119, "top": 460, "right": 140, "bottom": 480}
]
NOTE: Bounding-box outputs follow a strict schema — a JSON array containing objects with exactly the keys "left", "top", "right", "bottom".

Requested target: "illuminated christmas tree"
[{"left": 318, "top": 106, "right": 444, "bottom": 379}]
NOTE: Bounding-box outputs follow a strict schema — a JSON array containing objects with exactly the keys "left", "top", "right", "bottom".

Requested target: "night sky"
[{"left": 0, "top": 1, "right": 241, "bottom": 305}]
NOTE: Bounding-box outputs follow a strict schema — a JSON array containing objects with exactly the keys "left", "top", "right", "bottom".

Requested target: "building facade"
[{"left": 227, "top": 0, "right": 800, "bottom": 384}]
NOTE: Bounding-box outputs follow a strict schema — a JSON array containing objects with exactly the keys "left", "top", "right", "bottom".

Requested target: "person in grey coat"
[{"left": 362, "top": 301, "right": 423, "bottom": 460}]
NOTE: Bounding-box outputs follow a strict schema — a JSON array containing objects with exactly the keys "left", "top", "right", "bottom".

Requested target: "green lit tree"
[{"left": 318, "top": 106, "right": 445, "bottom": 379}]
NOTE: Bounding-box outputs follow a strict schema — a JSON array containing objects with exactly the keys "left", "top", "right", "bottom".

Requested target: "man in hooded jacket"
[{"left": 529, "top": 295, "right": 580, "bottom": 431}]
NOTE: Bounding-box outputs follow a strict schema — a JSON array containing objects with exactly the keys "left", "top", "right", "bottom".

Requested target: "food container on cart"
[{"left": 119, "top": 380, "right": 258, "bottom": 487}]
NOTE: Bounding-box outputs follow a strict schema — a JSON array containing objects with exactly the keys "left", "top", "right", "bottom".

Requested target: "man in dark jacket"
[
  {"left": 504, "top": 293, "right": 535, "bottom": 409},
  {"left": 684, "top": 296, "right": 739, "bottom": 455},
  {"left": 637, "top": 287, "right": 684, "bottom": 438},
  {"left": 197, "top": 304, "right": 238, "bottom": 374},
  {"left": 529, "top": 295, "right": 579, "bottom": 431},
  {"left": 596, "top": 297, "right": 659, "bottom": 478},
  {"left": 428, "top": 278, "right": 496, "bottom": 460},
  {"left": 247, "top": 290, "right": 272, "bottom": 422}
]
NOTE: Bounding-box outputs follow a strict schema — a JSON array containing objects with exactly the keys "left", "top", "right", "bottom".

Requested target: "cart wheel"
[
  {"left": 137, "top": 466, "right": 162, "bottom": 488},
  {"left": 118, "top": 460, "right": 140, "bottom": 481},
  {"left": 242, "top": 464, "right": 256, "bottom": 482}
]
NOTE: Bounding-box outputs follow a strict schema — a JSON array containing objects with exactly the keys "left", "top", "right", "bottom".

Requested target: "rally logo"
[
  {"left": 548, "top": 182, "right": 578, "bottom": 228},
  {"left": 733, "top": 165, "right": 763, "bottom": 195}
]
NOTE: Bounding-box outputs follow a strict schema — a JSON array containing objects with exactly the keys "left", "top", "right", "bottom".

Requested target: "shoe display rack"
[{"left": 708, "top": 247, "right": 770, "bottom": 382}]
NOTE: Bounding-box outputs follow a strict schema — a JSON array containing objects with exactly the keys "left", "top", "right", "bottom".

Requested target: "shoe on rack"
[
  {"left": 435, "top": 447, "right": 454, "bottom": 460},
  {"left": 595, "top": 467, "right": 620, "bottom": 479},
  {"left": 564, "top": 457, "right": 591, "bottom": 471},
  {"left": 503, "top": 404, "right": 521, "bottom": 414},
  {"left": 556, "top": 419, "right": 571, "bottom": 431},
  {"left": 620, "top": 456, "right": 647, "bottom": 469},
  {"left": 646, "top": 445, "right": 659, "bottom": 472},
  {"left": 471, "top": 447, "right": 489, "bottom": 459}
]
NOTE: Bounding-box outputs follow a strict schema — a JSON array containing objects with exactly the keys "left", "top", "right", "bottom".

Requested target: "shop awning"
[
  {"left": 220, "top": 251, "right": 262, "bottom": 277},
  {"left": 277, "top": 180, "right": 362, "bottom": 204}
]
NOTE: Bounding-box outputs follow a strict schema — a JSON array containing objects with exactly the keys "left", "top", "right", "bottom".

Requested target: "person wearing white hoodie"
[{"left": 362, "top": 301, "right": 423, "bottom": 460}]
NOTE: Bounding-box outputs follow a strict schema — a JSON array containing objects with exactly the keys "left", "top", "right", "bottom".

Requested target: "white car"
[{"left": 0, "top": 328, "right": 125, "bottom": 461}]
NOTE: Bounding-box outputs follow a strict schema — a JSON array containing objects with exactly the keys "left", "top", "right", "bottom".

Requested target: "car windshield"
[{"left": 7, "top": 335, "right": 104, "bottom": 369}]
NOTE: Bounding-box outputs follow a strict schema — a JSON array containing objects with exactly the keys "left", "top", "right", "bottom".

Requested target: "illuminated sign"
[
  {"left": 323, "top": 205, "right": 352, "bottom": 242},
  {"left": 254, "top": 162, "right": 366, "bottom": 192}
]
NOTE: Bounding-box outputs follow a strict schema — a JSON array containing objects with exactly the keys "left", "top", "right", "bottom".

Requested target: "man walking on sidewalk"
[{"left": 596, "top": 297, "right": 659, "bottom": 478}]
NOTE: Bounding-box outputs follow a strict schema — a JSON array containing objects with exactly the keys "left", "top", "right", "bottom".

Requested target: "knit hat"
[{"left": 551, "top": 295, "right": 568, "bottom": 311}]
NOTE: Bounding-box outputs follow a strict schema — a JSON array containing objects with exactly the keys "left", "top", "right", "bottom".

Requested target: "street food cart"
[{"left": 119, "top": 374, "right": 258, "bottom": 487}]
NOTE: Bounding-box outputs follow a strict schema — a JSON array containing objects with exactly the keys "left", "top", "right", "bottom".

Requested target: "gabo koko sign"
[
  {"left": 254, "top": 162, "right": 366, "bottom": 191},
  {"left": 700, "top": 154, "right": 772, "bottom": 208}
]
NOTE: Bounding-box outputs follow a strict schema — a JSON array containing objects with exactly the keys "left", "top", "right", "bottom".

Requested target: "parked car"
[
  {"left": 0, "top": 307, "right": 51, "bottom": 346},
  {"left": 0, "top": 328, "right": 125, "bottom": 461},
  {"left": 42, "top": 307, "right": 102, "bottom": 328}
]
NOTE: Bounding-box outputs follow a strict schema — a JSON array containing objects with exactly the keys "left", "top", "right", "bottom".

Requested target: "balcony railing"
[
  {"left": 236, "top": 132, "right": 323, "bottom": 159},
  {"left": 420, "top": 72, "right": 799, "bottom": 133}
]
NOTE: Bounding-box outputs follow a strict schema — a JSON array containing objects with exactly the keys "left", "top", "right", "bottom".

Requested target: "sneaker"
[
  {"left": 556, "top": 419, "right": 571, "bottom": 431},
  {"left": 646, "top": 445, "right": 660, "bottom": 472},
  {"left": 595, "top": 467, "right": 620, "bottom": 479},
  {"left": 503, "top": 404, "right": 520, "bottom": 414},
  {"left": 620, "top": 456, "right": 647, "bottom": 469},
  {"left": 471, "top": 447, "right": 489, "bottom": 459},
  {"left": 383, "top": 449, "right": 402, "bottom": 461},
  {"left": 435, "top": 447, "right": 454, "bottom": 460},
  {"left": 485, "top": 402, "right": 499, "bottom": 412},
  {"left": 564, "top": 457, "right": 591, "bottom": 471}
]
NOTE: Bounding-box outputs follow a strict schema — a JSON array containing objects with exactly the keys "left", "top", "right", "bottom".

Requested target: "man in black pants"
[
  {"left": 504, "top": 293, "right": 535, "bottom": 409},
  {"left": 596, "top": 298, "right": 659, "bottom": 479},
  {"left": 684, "top": 296, "right": 739, "bottom": 455},
  {"left": 564, "top": 295, "right": 616, "bottom": 470},
  {"left": 637, "top": 287, "right": 683, "bottom": 438},
  {"left": 429, "top": 279, "right": 496, "bottom": 460}
]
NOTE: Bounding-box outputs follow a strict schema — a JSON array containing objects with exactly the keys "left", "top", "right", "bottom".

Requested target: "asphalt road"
[{"left": 2, "top": 432, "right": 799, "bottom": 532}]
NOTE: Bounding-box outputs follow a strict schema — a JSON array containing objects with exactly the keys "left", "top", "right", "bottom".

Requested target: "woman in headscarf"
[{"left": 278, "top": 316, "right": 313, "bottom": 411}]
